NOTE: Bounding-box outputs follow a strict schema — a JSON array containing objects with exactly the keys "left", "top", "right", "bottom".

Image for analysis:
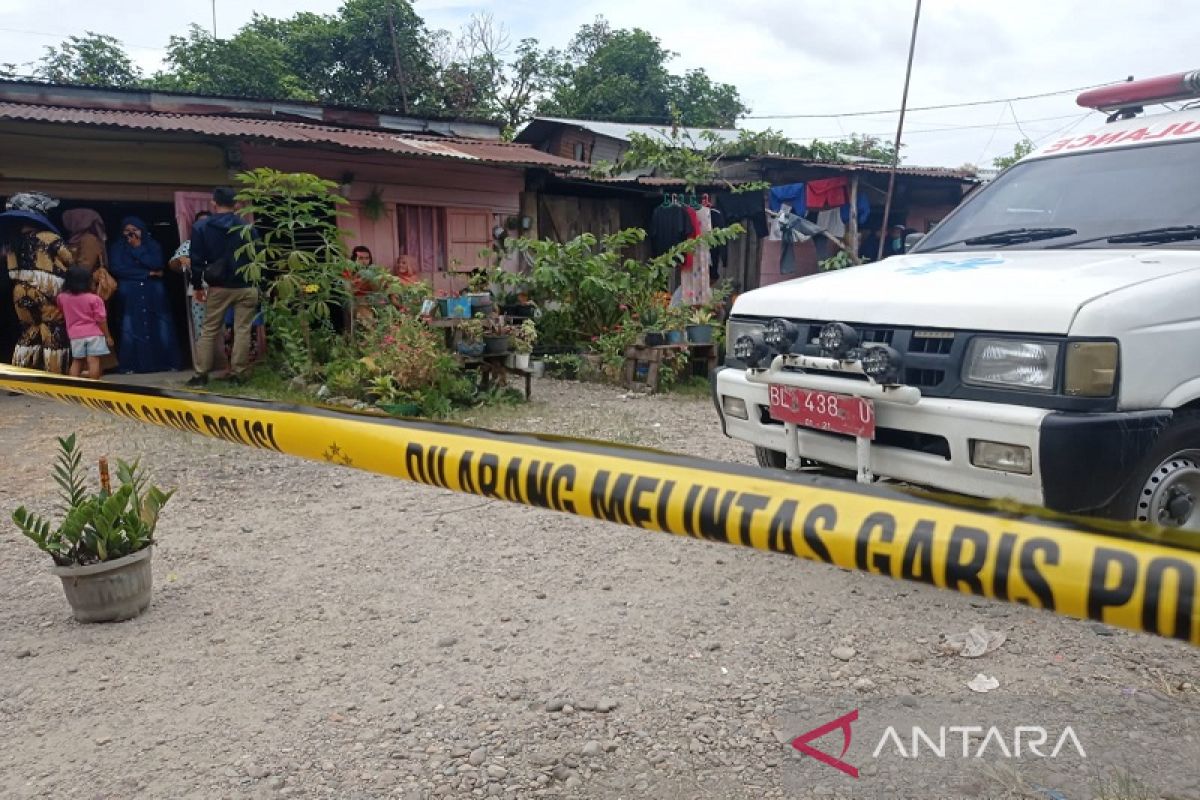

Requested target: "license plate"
[{"left": 768, "top": 385, "right": 876, "bottom": 439}]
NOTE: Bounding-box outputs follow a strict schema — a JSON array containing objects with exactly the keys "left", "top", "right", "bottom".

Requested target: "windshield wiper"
[
  {"left": 1049, "top": 225, "right": 1200, "bottom": 248},
  {"left": 920, "top": 227, "right": 1077, "bottom": 253}
]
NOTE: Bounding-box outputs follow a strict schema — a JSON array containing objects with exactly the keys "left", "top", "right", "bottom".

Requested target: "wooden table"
[
  {"left": 623, "top": 343, "right": 720, "bottom": 393},
  {"left": 459, "top": 352, "right": 533, "bottom": 399}
]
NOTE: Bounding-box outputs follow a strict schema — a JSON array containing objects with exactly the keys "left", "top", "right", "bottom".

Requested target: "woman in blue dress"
[{"left": 108, "top": 217, "right": 181, "bottom": 373}]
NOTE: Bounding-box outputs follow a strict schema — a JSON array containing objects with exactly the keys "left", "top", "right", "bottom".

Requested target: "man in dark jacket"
[{"left": 186, "top": 186, "right": 258, "bottom": 386}]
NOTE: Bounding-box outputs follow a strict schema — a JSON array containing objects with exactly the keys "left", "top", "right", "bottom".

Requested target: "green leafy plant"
[
  {"left": 11, "top": 435, "right": 173, "bottom": 567},
  {"left": 819, "top": 250, "right": 855, "bottom": 272},
  {"left": 544, "top": 353, "right": 583, "bottom": 379},
  {"left": 511, "top": 319, "right": 538, "bottom": 354},
  {"left": 233, "top": 167, "right": 354, "bottom": 378},
  {"left": 689, "top": 308, "right": 714, "bottom": 326}
]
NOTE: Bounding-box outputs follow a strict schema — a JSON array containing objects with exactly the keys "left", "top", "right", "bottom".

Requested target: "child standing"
[{"left": 56, "top": 266, "right": 114, "bottom": 379}]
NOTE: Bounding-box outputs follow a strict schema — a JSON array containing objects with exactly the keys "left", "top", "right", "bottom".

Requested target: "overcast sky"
[{"left": 1, "top": 0, "right": 1196, "bottom": 167}]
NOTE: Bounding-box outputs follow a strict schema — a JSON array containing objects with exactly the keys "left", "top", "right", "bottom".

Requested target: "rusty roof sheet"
[
  {"left": 754, "top": 156, "right": 978, "bottom": 181},
  {"left": 0, "top": 101, "right": 584, "bottom": 170}
]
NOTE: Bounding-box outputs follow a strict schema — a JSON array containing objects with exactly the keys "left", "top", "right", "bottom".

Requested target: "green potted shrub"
[
  {"left": 457, "top": 316, "right": 486, "bottom": 357},
  {"left": 510, "top": 319, "right": 538, "bottom": 370},
  {"left": 686, "top": 309, "right": 715, "bottom": 344},
  {"left": 12, "top": 434, "right": 173, "bottom": 623},
  {"left": 482, "top": 314, "right": 511, "bottom": 355},
  {"left": 664, "top": 305, "right": 688, "bottom": 345},
  {"left": 640, "top": 305, "right": 666, "bottom": 346}
]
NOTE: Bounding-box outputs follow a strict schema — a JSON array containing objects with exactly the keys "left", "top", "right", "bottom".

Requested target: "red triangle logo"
[{"left": 790, "top": 709, "right": 859, "bottom": 778}]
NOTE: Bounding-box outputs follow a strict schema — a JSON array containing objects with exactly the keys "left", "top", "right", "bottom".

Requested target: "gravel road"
[{"left": 1, "top": 377, "right": 1197, "bottom": 800}]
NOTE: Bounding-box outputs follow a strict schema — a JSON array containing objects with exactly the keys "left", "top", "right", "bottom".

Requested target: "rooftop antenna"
[{"left": 877, "top": 0, "right": 922, "bottom": 262}]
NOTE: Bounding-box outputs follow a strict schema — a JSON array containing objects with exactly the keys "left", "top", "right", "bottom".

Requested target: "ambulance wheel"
[
  {"left": 1108, "top": 414, "right": 1200, "bottom": 530},
  {"left": 755, "top": 446, "right": 786, "bottom": 469},
  {"left": 754, "top": 447, "right": 819, "bottom": 471}
]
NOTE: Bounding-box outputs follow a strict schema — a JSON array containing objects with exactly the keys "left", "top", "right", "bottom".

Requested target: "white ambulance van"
[{"left": 713, "top": 71, "right": 1200, "bottom": 529}]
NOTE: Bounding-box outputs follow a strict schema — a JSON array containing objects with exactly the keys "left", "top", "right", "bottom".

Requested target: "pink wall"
[
  {"left": 758, "top": 238, "right": 818, "bottom": 287},
  {"left": 241, "top": 143, "right": 524, "bottom": 274}
]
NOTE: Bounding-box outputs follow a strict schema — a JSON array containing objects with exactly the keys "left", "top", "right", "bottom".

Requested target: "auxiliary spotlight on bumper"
[
  {"left": 858, "top": 344, "right": 904, "bottom": 385},
  {"left": 734, "top": 333, "right": 770, "bottom": 368},
  {"left": 818, "top": 322, "right": 860, "bottom": 359},
  {"left": 764, "top": 318, "right": 800, "bottom": 352}
]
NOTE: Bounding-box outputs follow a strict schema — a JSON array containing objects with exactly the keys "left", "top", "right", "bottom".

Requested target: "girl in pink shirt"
[{"left": 56, "top": 266, "right": 114, "bottom": 379}]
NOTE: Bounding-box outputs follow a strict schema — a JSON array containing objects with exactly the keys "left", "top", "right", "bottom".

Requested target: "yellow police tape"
[{"left": 2, "top": 364, "right": 1197, "bottom": 646}]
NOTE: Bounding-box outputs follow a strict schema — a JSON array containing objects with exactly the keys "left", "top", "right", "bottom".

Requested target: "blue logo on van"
[{"left": 897, "top": 256, "right": 1005, "bottom": 275}]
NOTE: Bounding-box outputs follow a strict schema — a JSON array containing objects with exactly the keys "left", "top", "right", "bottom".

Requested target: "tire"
[
  {"left": 755, "top": 446, "right": 787, "bottom": 469},
  {"left": 1105, "top": 411, "right": 1200, "bottom": 530}
]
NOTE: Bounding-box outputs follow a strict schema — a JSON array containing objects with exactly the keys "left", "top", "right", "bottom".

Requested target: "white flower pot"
[{"left": 513, "top": 352, "right": 531, "bottom": 370}]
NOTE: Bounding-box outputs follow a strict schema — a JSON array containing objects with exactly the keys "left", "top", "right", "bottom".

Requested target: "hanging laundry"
[
  {"left": 708, "top": 206, "right": 727, "bottom": 281},
  {"left": 806, "top": 177, "right": 849, "bottom": 210},
  {"left": 680, "top": 205, "right": 711, "bottom": 306},
  {"left": 768, "top": 183, "right": 807, "bottom": 214},
  {"left": 716, "top": 191, "right": 768, "bottom": 238},
  {"left": 776, "top": 210, "right": 811, "bottom": 275},
  {"left": 650, "top": 203, "right": 690, "bottom": 256},
  {"left": 841, "top": 192, "right": 871, "bottom": 226},
  {"left": 816, "top": 208, "right": 846, "bottom": 239}
]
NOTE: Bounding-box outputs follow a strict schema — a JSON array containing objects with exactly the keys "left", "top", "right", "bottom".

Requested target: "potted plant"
[
  {"left": 11, "top": 435, "right": 173, "bottom": 623},
  {"left": 687, "top": 309, "right": 715, "bottom": 344},
  {"left": 482, "top": 314, "right": 511, "bottom": 355},
  {"left": 510, "top": 319, "right": 538, "bottom": 370},
  {"left": 664, "top": 305, "right": 688, "bottom": 345},
  {"left": 456, "top": 316, "right": 486, "bottom": 357},
  {"left": 640, "top": 305, "right": 666, "bottom": 347},
  {"left": 465, "top": 271, "right": 493, "bottom": 312}
]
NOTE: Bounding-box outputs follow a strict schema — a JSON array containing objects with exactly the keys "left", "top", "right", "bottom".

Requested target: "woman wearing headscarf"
[
  {"left": 62, "top": 208, "right": 117, "bottom": 302},
  {"left": 108, "top": 216, "right": 180, "bottom": 373},
  {"left": 0, "top": 192, "right": 72, "bottom": 373}
]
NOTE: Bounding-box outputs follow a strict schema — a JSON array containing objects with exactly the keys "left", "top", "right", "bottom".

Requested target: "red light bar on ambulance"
[{"left": 1077, "top": 70, "right": 1200, "bottom": 113}]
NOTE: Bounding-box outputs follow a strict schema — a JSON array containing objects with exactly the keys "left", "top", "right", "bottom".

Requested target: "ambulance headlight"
[
  {"left": 964, "top": 338, "right": 1058, "bottom": 392},
  {"left": 726, "top": 319, "right": 766, "bottom": 367}
]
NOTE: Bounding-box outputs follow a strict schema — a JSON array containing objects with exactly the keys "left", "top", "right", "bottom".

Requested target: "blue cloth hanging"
[{"left": 768, "top": 183, "right": 807, "bottom": 214}]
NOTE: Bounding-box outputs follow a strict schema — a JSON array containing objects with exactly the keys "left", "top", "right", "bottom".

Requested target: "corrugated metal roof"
[
  {"left": 516, "top": 117, "right": 742, "bottom": 148},
  {"left": 0, "top": 102, "right": 585, "bottom": 169},
  {"left": 756, "top": 156, "right": 978, "bottom": 181}
]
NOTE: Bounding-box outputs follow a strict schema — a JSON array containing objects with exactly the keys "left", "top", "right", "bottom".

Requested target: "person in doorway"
[
  {"left": 57, "top": 265, "right": 114, "bottom": 379},
  {"left": 881, "top": 224, "right": 908, "bottom": 259},
  {"left": 351, "top": 245, "right": 373, "bottom": 266},
  {"left": 187, "top": 187, "right": 259, "bottom": 387},
  {"left": 63, "top": 208, "right": 118, "bottom": 303},
  {"left": 1, "top": 195, "right": 72, "bottom": 373},
  {"left": 393, "top": 255, "right": 420, "bottom": 284},
  {"left": 169, "top": 210, "right": 229, "bottom": 374},
  {"left": 109, "top": 216, "right": 181, "bottom": 373}
]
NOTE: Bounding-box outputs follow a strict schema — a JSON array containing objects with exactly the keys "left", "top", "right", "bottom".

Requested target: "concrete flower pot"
[{"left": 50, "top": 547, "right": 153, "bottom": 623}]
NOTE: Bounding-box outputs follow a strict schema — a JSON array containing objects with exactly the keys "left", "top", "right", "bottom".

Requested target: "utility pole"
[
  {"left": 387, "top": 12, "right": 410, "bottom": 113},
  {"left": 876, "top": 0, "right": 922, "bottom": 262},
  {"left": 211, "top": 0, "right": 218, "bottom": 37}
]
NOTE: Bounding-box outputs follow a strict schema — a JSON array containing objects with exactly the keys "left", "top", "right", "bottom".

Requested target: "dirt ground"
[{"left": 1, "top": 377, "right": 1197, "bottom": 800}]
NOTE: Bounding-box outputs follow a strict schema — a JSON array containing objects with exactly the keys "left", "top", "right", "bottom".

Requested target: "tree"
[
  {"left": 540, "top": 17, "right": 745, "bottom": 127},
  {"left": 35, "top": 32, "right": 142, "bottom": 87},
  {"left": 152, "top": 25, "right": 315, "bottom": 101},
  {"left": 993, "top": 138, "right": 1034, "bottom": 170}
]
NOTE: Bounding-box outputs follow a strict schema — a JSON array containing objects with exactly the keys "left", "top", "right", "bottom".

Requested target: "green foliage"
[
  {"left": 35, "top": 32, "right": 142, "bottom": 87},
  {"left": 819, "top": 250, "right": 855, "bottom": 272},
  {"left": 151, "top": 25, "right": 317, "bottom": 100},
  {"left": 540, "top": 16, "right": 745, "bottom": 126},
  {"left": 499, "top": 223, "right": 743, "bottom": 342},
  {"left": 233, "top": 168, "right": 353, "bottom": 378},
  {"left": 993, "top": 138, "right": 1035, "bottom": 170},
  {"left": 11, "top": 435, "right": 173, "bottom": 567},
  {"left": 543, "top": 353, "right": 583, "bottom": 379}
]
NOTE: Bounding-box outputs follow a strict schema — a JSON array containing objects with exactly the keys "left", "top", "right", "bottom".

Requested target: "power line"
[
  {"left": 744, "top": 81, "right": 1115, "bottom": 120},
  {"left": 0, "top": 26, "right": 166, "bottom": 53}
]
